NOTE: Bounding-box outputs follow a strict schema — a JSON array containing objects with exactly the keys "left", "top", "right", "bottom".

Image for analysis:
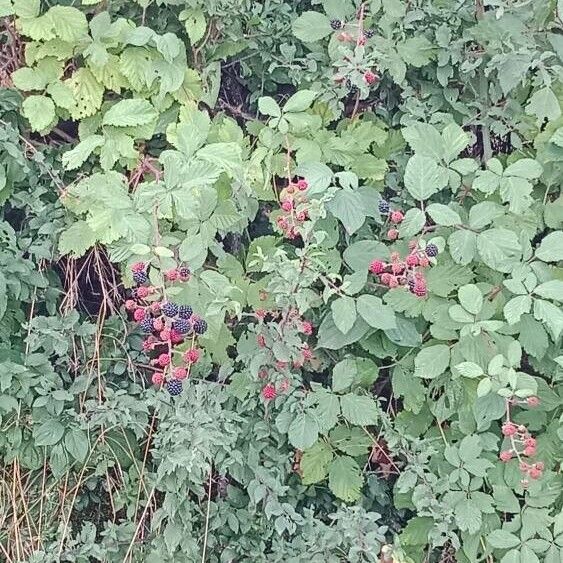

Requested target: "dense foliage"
[{"left": 1, "top": 0, "right": 562, "bottom": 561}]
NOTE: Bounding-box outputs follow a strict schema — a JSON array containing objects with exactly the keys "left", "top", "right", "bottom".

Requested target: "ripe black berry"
[
  {"left": 133, "top": 271, "right": 148, "bottom": 284},
  {"left": 330, "top": 19, "right": 343, "bottom": 30},
  {"left": 378, "top": 199, "right": 390, "bottom": 214},
  {"left": 173, "top": 318, "right": 192, "bottom": 334},
  {"left": 139, "top": 317, "right": 153, "bottom": 333},
  {"left": 426, "top": 244, "right": 438, "bottom": 257},
  {"left": 162, "top": 302, "right": 179, "bottom": 317},
  {"left": 364, "top": 29, "right": 375, "bottom": 38},
  {"left": 179, "top": 266, "right": 190, "bottom": 279},
  {"left": 407, "top": 279, "right": 415, "bottom": 292},
  {"left": 345, "top": 79, "right": 358, "bottom": 93},
  {"left": 178, "top": 305, "right": 193, "bottom": 319},
  {"left": 166, "top": 379, "right": 183, "bottom": 396},
  {"left": 193, "top": 318, "right": 208, "bottom": 335}
]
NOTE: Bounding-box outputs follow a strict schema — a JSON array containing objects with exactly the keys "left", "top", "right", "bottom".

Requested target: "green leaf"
[
  {"left": 103, "top": 99, "right": 158, "bottom": 127},
  {"left": 47, "top": 6, "right": 88, "bottom": 42},
  {"left": 449, "top": 229, "right": 477, "bottom": 265},
  {"left": 12, "top": 67, "right": 47, "bottom": 91},
  {"left": 332, "top": 358, "right": 358, "bottom": 393},
  {"left": 288, "top": 412, "right": 319, "bottom": 450},
  {"left": 404, "top": 154, "right": 448, "bottom": 201},
  {"left": 400, "top": 208, "right": 425, "bottom": 238},
  {"left": 181, "top": 9, "right": 206, "bottom": 44},
  {"left": 477, "top": 228, "right": 521, "bottom": 273},
  {"left": 62, "top": 136, "right": 104, "bottom": 170},
  {"left": 414, "top": 345, "right": 450, "bottom": 379},
  {"left": 22, "top": 95, "right": 56, "bottom": 132},
  {"left": 356, "top": 294, "right": 397, "bottom": 330},
  {"left": 67, "top": 68, "right": 104, "bottom": 119},
  {"left": 534, "top": 299, "right": 563, "bottom": 340},
  {"left": 14, "top": 0, "right": 39, "bottom": 18},
  {"left": 258, "top": 96, "right": 281, "bottom": 118},
  {"left": 458, "top": 284, "right": 483, "bottom": 315},
  {"left": 328, "top": 455, "right": 363, "bottom": 502},
  {"left": 487, "top": 530, "right": 520, "bottom": 549},
  {"left": 331, "top": 296, "right": 357, "bottom": 335},
  {"left": 343, "top": 240, "right": 388, "bottom": 271},
  {"left": 526, "top": 86, "right": 561, "bottom": 124},
  {"left": 455, "top": 362, "right": 483, "bottom": 378},
  {"left": 313, "top": 390, "right": 340, "bottom": 432},
  {"left": 536, "top": 231, "right": 563, "bottom": 262},
  {"left": 197, "top": 143, "right": 242, "bottom": 177},
  {"left": 397, "top": 37, "right": 436, "bottom": 67},
  {"left": 504, "top": 158, "right": 542, "bottom": 179},
  {"left": 64, "top": 429, "right": 89, "bottom": 463},
  {"left": 58, "top": 221, "right": 97, "bottom": 257},
  {"left": 301, "top": 441, "right": 333, "bottom": 485},
  {"left": 455, "top": 499, "right": 482, "bottom": 534},
  {"left": 533, "top": 280, "right": 563, "bottom": 301},
  {"left": 427, "top": 203, "right": 461, "bottom": 226},
  {"left": 326, "top": 189, "right": 366, "bottom": 234},
  {"left": 504, "top": 295, "right": 532, "bottom": 325},
  {"left": 339, "top": 393, "right": 379, "bottom": 425},
  {"left": 34, "top": 419, "right": 65, "bottom": 447},
  {"left": 329, "top": 426, "right": 372, "bottom": 456},
  {"left": 292, "top": 11, "right": 332, "bottom": 43},
  {"left": 283, "top": 90, "right": 318, "bottom": 113},
  {"left": 402, "top": 123, "right": 444, "bottom": 161}
]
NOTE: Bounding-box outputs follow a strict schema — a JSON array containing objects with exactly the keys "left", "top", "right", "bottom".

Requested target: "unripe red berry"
[
  {"left": 388, "top": 276, "right": 399, "bottom": 288},
  {"left": 170, "top": 329, "right": 183, "bottom": 344},
  {"left": 137, "top": 286, "right": 149, "bottom": 298},
  {"left": 519, "top": 461, "right": 529, "bottom": 472},
  {"left": 502, "top": 422, "right": 518, "bottom": 436},
  {"left": 369, "top": 260, "right": 385, "bottom": 274},
  {"left": 524, "top": 437, "right": 536, "bottom": 448},
  {"left": 276, "top": 360, "right": 288, "bottom": 371},
  {"left": 391, "top": 263, "right": 404, "bottom": 275},
  {"left": 296, "top": 211, "right": 307, "bottom": 222},
  {"left": 279, "top": 378, "right": 290, "bottom": 393},
  {"left": 133, "top": 308, "right": 146, "bottom": 321},
  {"left": 165, "top": 269, "right": 179, "bottom": 281},
  {"left": 151, "top": 372, "right": 164, "bottom": 385},
  {"left": 301, "top": 321, "right": 313, "bottom": 335},
  {"left": 387, "top": 228, "right": 399, "bottom": 240},
  {"left": 150, "top": 302, "right": 160, "bottom": 314},
  {"left": 302, "top": 346, "right": 313, "bottom": 361},
  {"left": 262, "top": 383, "right": 277, "bottom": 401},
  {"left": 527, "top": 396, "right": 540, "bottom": 407},
  {"left": 523, "top": 446, "right": 536, "bottom": 457},
  {"left": 534, "top": 461, "right": 544, "bottom": 471},
  {"left": 281, "top": 200, "right": 293, "bottom": 212},
  {"left": 255, "top": 309, "right": 267, "bottom": 319},
  {"left": 157, "top": 353, "right": 170, "bottom": 367},
  {"left": 381, "top": 273, "right": 392, "bottom": 285},
  {"left": 258, "top": 369, "right": 268, "bottom": 380},
  {"left": 153, "top": 318, "right": 164, "bottom": 331},
  {"left": 257, "top": 334, "right": 266, "bottom": 348},
  {"left": 125, "top": 299, "right": 136, "bottom": 310},
  {"left": 297, "top": 179, "right": 308, "bottom": 191},
  {"left": 364, "top": 70, "right": 377, "bottom": 84},
  {"left": 390, "top": 210, "right": 404, "bottom": 224},
  {"left": 184, "top": 348, "right": 200, "bottom": 364},
  {"left": 499, "top": 450, "right": 513, "bottom": 462},
  {"left": 419, "top": 256, "right": 430, "bottom": 268},
  {"left": 131, "top": 262, "right": 146, "bottom": 273},
  {"left": 529, "top": 467, "right": 542, "bottom": 480},
  {"left": 173, "top": 367, "right": 188, "bottom": 380},
  {"left": 142, "top": 339, "right": 153, "bottom": 351},
  {"left": 406, "top": 254, "right": 419, "bottom": 267}
]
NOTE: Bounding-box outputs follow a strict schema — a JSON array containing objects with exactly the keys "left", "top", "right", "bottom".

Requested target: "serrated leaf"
[
  {"left": 533, "top": 280, "right": 563, "bottom": 301},
  {"left": 331, "top": 296, "right": 357, "bottom": 335},
  {"left": 526, "top": 86, "right": 561, "bottom": 124},
  {"left": 326, "top": 189, "right": 366, "bottom": 234},
  {"left": 34, "top": 419, "right": 64, "bottom": 446},
  {"left": 536, "top": 231, "right": 563, "bottom": 262},
  {"left": 292, "top": 11, "right": 332, "bottom": 43},
  {"left": 22, "top": 95, "right": 56, "bottom": 132},
  {"left": 300, "top": 441, "right": 333, "bottom": 485},
  {"left": 288, "top": 412, "right": 319, "bottom": 450},
  {"left": 357, "top": 294, "right": 397, "bottom": 330},
  {"left": 58, "top": 221, "right": 97, "bottom": 257},
  {"left": 47, "top": 6, "right": 88, "bottom": 42},
  {"left": 458, "top": 284, "right": 483, "bottom": 315},
  {"left": 103, "top": 99, "right": 158, "bottom": 127},
  {"left": 283, "top": 90, "right": 317, "bottom": 113},
  {"left": 414, "top": 344, "right": 450, "bottom": 379},
  {"left": 339, "top": 393, "right": 379, "bottom": 425},
  {"left": 258, "top": 96, "right": 281, "bottom": 118},
  {"left": 64, "top": 429, "right": 89, "bottom": 463},
  {"left": 404, "top": 154, "right": 448, "bottom": 201},
  {"left": 448, "top": 229, "right": 477, "bottom": 265},
  {"left": 328, "top": 455, "right": 363, "bottom": 502},
  {"left": 455, "top": 362, "right": 483, "bottom": 378},
  {"left": 427, "top": 203, "right": 461, "bottom": 226},
  {"left": 62, "top": 136, "right": 104, "bottom": 170},
  {"left": 477, "top": 228, "right": 521, "bottom": 273},
  {"left": 504, "top": 295, "right": 532, "bottom": 325},
  {"left": 487, "top": 530, "right": 520, "bottom": 549}
]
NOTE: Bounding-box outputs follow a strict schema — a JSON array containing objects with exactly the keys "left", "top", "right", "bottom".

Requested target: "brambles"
[
  {"left": 126, "top": 261, "right": 205, "bottom": 395},
  {"left": 275, "top": 178, "right": 310, "bottom": 239}
]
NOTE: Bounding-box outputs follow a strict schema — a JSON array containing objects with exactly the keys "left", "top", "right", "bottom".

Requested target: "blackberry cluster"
[
  {"left": 193, "top": 319, "right": 208, "bottom": 335},
  {"left": 426, "top": 244, "right": 438, "bottom": 257},
  {"left": 140, "top": 317, "right": 153, "bottom": 333},
  {"left": 178, "top": 305, "right": 193, "bottom": 319},
  {"left": 133, "top": 270, "right": 148, "bottom": 284},
  {"left": 330, "top": 19, "right": 343, "bottom": 30},
  {"left": 162, "top": 302, "right": 179, "bottom": 317},
  {"left": 166, "top": 379, "right": 183, "bottom": 396},
  {"left": 364, "top": 29, "right": 375, "bottom": 38},
  {"left": 378, "top": 199, "right": 390, "bottom": 214},
  {"left": 173, "top": 318, "right": 192, "bottom": 334}
]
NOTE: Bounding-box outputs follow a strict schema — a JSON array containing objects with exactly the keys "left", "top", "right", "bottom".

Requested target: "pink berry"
[
  {"left": 276, "top": 360, "right": 288, "bottom": 371},
  {"left": 387, "top": 228, "right": 399, "bottom": 240},
  {"left": 131, "top": 262, "right": 146, "bottom": 273},
  {"left": 165, "top": 269, "right": 179, "bottom": 281},
  {"left": 137, "top": 286, "right": 149, "bottom": 298},
  {"left": 170, "top": 330, "right": 183, "bottom": 344},
  {"left": 281, "top": 200, "right": 293, "bottom": 212},
  {"left": 153, "top": 318, "right": 163, "bottom": 331},
  {"left": 418, "top": 256, "right": 430, "bottom": 268},
  {"left": 369, "top": 260, "right": 385, "bottom": 274},
  {"left": 406, "top": 254, "right": 419, "bottom": 267},
  {"left": 529, "top": 467, "right": 542, "bottom": 480},
  {"left": 388, "top": 276, "right": 399, "bottom": 288},
  {"left": 500, "top": 450, "right": 513, "bottom": 462},
  {"left": 160, "top": 329, "right": 171, "bottom": 341},
  {"left": 157, "top": 353, "right": 170, "bottom": 367},
  {"left": 279, "top": 378, "right": 290, "bottom": 393},
  {"left": 184, "top": 348, "right": 200, "bottom": 364},
  {"left": 296, "top": 211, "right": 307, "bottom": 222},
  {"left": 255, "top": 309, "right": 267, "bottom": 319},
  {"left": 390, "top": 210, "right": 404, "bottom": 224},
  {"left": 150, "top": 303, "right": 161, "bottom": 314},
  {"left": 364, "top": 70, "right": 378, "bottom": 84},
  {"left": 524, "top": 437, "right": 536, "bottom": 448},
  {"left": 301, "top": 321, "right": 313, "bottom": 335},
  {"left": 391, "top": 262, "right": 404, "bottom": 275},
  {"left": 125, "top": 299, "right": 136, "bottom": 310},
  {"left": 258, "top": 369, "right": 268, "bottom": 380},
  {"left": 262, "top": 383, "right": 277, "bottom": 401},
  {"left": 358, "top": 35, "right": 366, "bottom": 46},
  {"left": 173, "top": 367, "right": 188, "bottom": 380},
  {"left": 133, "top": 308, "right": 146, "bottom": 321},
  {"left": 297, "top": 179, "right": 308, "bottom": 191},
  {"left": 502, "top": 422, "right": 517, "bottom": 436},
  {"left": 535, "top": 462, "right": 545, "bottom": 471},
  {"left": 151, "top": 372, "right": 164, "bottom": 385},
  {"left": 523, "top": 446, "right": 536, "bottom": 457},
  {"left": 302, "top": 346, "right": 313, "bottom": 361},
  {"left": 527, "top": 396, "right": 540, "bottom": 407},
  {"left": 380, "top": 273, "right": 392, "bottom": 285},
  {"left": 257, "top": 334, "right": 266, "bottom": 348}
]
